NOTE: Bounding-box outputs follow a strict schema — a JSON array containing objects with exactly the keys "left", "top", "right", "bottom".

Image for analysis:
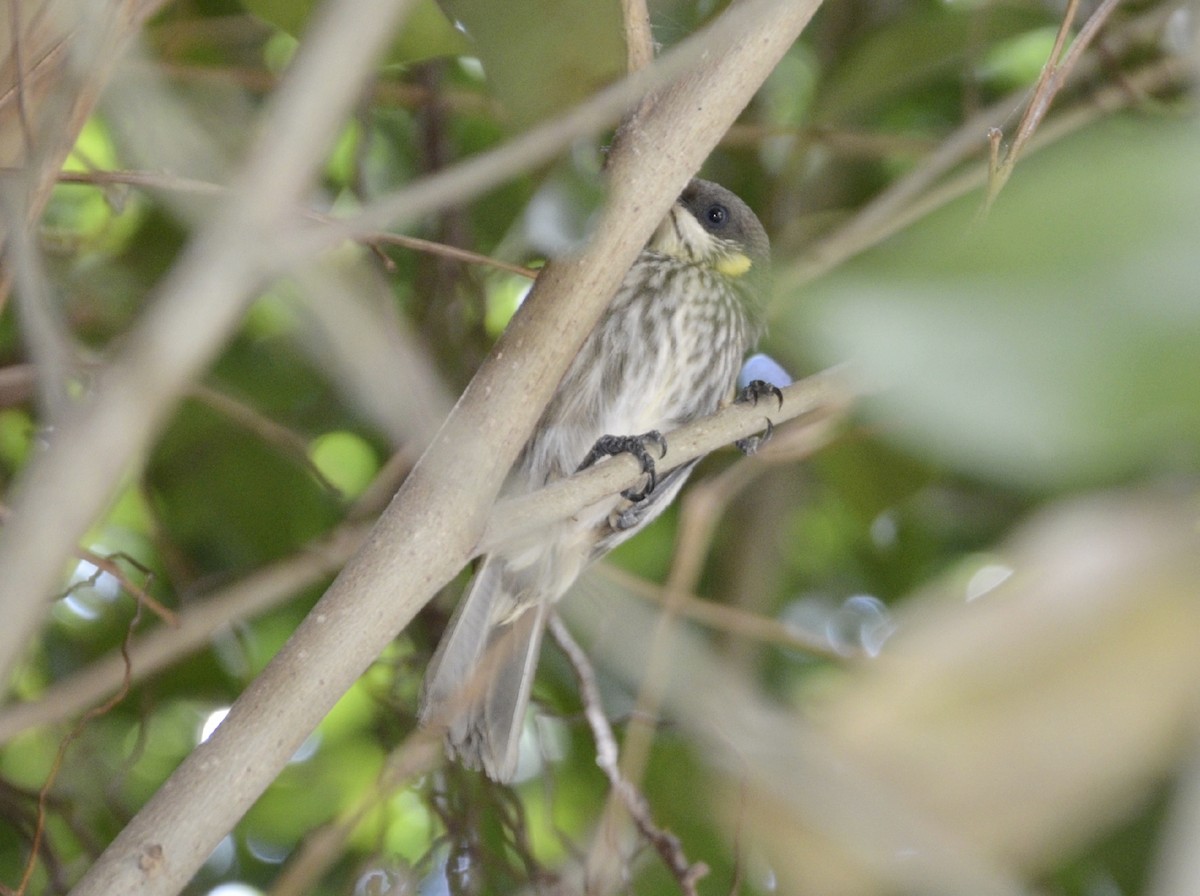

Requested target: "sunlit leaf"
[{"left": 309, "top": 430, "right": 379, "bottom": 498}]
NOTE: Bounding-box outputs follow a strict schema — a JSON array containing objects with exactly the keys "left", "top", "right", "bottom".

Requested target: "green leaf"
[
  {"left": 788, "top": 115, "right": 1200, "bottom": 488},
  {"left": 309, "top": 430, "right": 379, "bottom": 499},
  {"left": 814, "top": 5, "right": 1053, "bottom": 124},
  {"left": 243, "top": 0, "right": 469, "bottom": 65},
  {"left": 439, "top": 0, "right": 624, "bottom": 127}
]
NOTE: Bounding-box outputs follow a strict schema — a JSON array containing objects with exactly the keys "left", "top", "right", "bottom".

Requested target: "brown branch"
[
  {"left": 187, "top": 383, "right": 344, "bottom": 499},
  {"left": 15, "top": 602, "right": 142, "bottom": 895},
  {"left": 56, "top": 168, "right": 541, "bottom": 279},
  {"left": 0, "top": 502, "right": 177, "bottom": 626},
  {"left": 155, "top": 60, "right": 495, "bottom": 116},
  {"left": 73, "top": 548, "right": 176, "bottom": 627},
  {"left": 549, "top": 614, "right": 708, "bottom": 896},
  {"left": 0, "top": 0, "right": 173, "bottom": 311},
  {"left": 984, "top": 0, "right": 1126, "bottom": 210},
  {"left": 0, "top": 521, "right": 368, "bottom": 745},
  {"left": 586, "top": 445, "right": 767, "bottom": 889},
  {"left": 360, "top": 229, "right": 537, "bottom": 278},
  {"left": 0, "top": 363, "right": 36, "bottom": 407},
  {"left": 2, "top": 184, "right": 76, "bottom": 421},
  {"left": 580, "top": 373, "right": 848, "bottom": 891}
]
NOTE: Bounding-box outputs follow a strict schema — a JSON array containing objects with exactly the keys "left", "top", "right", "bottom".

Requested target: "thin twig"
[
  {"left": 56, "top": 169, "right": 540, "bottom": 279},
  {"left": 984, "top": 0, "right": 1126, "bottom": 210},
  {"left": 8, "top": 0, "right": 33, "bottom": 160},
  {"left": 0, "top": 504, "right": 176, "bottom": 626},
  {"left": 1012, "top": 0, "right": 1083, "bottom": 153},
  {"left": 585, "top": 461, "right": 763, "bottom": 892},
  {"left": 622, "top": 0, "right": 655, "bottom": 74},
  {"left": 549, "top": 614, "right": 709, "bottom": 896},
  {"left": 1, "top": 190, "right": 77, "bottom": 422},
  {"left": 74, "top": 548, "right": 177, "bottom": 626},
  {"left": 360, "top": 229, "right": 537, "bottom": 279},
  {"left": 15, "top": 602, "right": 143, "bottom": 895},
  {"left": 784, "top": 52, "right": 1189, "bottom": 291},
  {"left": 596, "top": 564, "right": 844, "bottom": 659},
  {"left": 580, "top": 398, "right": 843, "bottom": 890},
  {"left": 0, "top": 522, "right": 370, "bottom": 745},
  {"left": 614, "top": 460, "right": 761, "bottom": 786},
  {"left": 578, "top": 372, "right": 851, "bottom": 888},
  {"left": 187, "top": 383, "right": 344, "bottom": 499},
  {"left": 155, "top": 61, "right": 494, "bottom": 116}
]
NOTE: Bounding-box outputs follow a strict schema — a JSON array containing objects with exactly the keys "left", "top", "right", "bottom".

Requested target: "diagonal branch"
[{"left": 478, "top": 371, "right": 851, "bottom": 554}]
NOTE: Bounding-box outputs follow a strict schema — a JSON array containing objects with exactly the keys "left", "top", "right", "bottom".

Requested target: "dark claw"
[
  {"left": 735, "top": 418, "right": 773, "bottom": 455},
  {"left": 577, "top": 430, "right": 667, "bottom": 502},
  {"left": 737, "top": 379, "right": 784, "bottom": 409},
  {"left": 734, "top": 379, "right": 781, "bottom": 455}
]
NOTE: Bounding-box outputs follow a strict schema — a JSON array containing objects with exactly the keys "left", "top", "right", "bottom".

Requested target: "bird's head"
[{"left": 648, "top": 178, "right": 771, "bottom": 289}]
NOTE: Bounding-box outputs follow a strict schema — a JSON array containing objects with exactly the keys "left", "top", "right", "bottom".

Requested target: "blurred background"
[{"left": 1, "top": 0, "right": 1198, "bottom": 894}]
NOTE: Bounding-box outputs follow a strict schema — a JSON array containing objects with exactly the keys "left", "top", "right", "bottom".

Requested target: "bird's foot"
[
  {"left": 734, "top": 379, "right": 783, "bottom": 455},
  {"left": 577, "top": 430, "right": 667, "bottom": 502}
]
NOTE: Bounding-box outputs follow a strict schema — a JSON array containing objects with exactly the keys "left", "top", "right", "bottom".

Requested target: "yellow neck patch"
[{"left": 715, "top": 252, "right": 752, "bottom": 278}]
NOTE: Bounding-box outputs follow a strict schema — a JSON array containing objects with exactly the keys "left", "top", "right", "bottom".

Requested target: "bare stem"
[{"left": 550, "top": 614, "right": 708, "bottom": 896}]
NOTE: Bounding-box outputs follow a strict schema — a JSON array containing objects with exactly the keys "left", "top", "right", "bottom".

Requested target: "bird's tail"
[{"left": 419, "top": 557, "right": 547, "bottom": 782}]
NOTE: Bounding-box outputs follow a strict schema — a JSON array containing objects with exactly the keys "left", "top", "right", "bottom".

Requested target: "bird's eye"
[{"left": 705, "top": 204, "right": 728, "bottom": 228}]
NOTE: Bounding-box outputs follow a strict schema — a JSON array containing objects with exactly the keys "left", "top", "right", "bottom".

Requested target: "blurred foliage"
[
  {"left": 791, "top": 116, "right": 1200, "bottom": 489},
  {"left": 441, "top": 0, "right": 625, "bottom": 127},
  {"left": 243, "top": 0, "right": 470, "bottom": 65},
  {"left": 1, "top": 0, "right": 1197, "bottom": 894}
]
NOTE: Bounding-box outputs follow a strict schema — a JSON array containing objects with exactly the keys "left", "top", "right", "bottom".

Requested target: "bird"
[{"left": 419, "top": 178, "right": 772, "bottom": 782}]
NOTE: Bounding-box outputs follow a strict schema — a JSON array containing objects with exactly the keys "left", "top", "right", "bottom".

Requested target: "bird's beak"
[{"left": 715, "top": 252, "right": 753, "bottom": 278}]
